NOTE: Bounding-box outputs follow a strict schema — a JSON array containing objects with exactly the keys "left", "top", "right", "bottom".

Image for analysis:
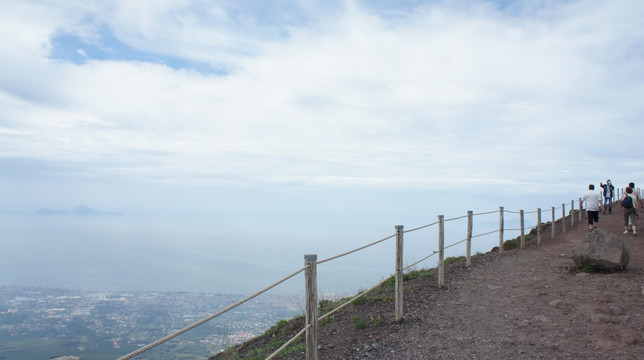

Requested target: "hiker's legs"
[{"left": 587, "top": 211, "right": 599, "bottom": 230}]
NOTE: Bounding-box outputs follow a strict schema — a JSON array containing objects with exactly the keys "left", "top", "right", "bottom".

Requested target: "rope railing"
[
  {"left": 444, "top": 214, "right": 469, "bottom": 222},
  {"left": 117, "top": 197, "right": 587, "bottom": 360},
  {"left": 473, "top": 209, "right": 500, "bottom": 216},
  {"left": 318, "top": 274, "right": 395, "bottom": 323},
  {"left": 403, "top": 250, "right": 438, "bottom": 271},
  {"left": 265, "top": 324, "right": 311, "bottom": 360},
  {"left": 471, "top": 229, "right": 499, "bottom": 238},
  {"left": 444, "top": 237, "right": 468, "bottom": 250},
  {"left": 115, "top": 265, "right": 308, "bottom": 360},
  {"left": 403, "top": 220, "right": 439, "bottom": 233},
  {"left": 318, "top": 233, "right": 396, "bottom": 264}
]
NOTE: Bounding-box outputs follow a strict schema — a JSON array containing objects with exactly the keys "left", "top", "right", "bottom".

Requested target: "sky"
[{"left": 1, "top": 0, "right": 644, "bottom": 294}]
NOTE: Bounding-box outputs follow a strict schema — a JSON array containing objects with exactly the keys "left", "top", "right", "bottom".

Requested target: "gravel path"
[
  {"left": 213, "top": 209, "right": 644, "bottom": 360},
  {"left": 290, "top": 210, "right": 644, "bottom": 359}
]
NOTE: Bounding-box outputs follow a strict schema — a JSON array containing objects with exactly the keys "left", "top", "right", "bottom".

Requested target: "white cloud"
[{"left": 1, "top": 0, "right": 644, "bottom": 200}]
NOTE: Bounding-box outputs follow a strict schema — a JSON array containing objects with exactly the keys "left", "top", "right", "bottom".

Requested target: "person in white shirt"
[{"left": 581, "top": 184, "right": 603, "bottom": 231}]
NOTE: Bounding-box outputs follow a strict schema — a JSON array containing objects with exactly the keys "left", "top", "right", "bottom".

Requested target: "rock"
[
  {"left": 590, "top": 313, "right": 612, "bottom": 323},
  {"left": 548, "top": 299, "right": 565, "bottom": 308},
  {"left": 599, "top": 303, "right": 625, "bottom": 316},
  {"left": 571, "top": 228, "right": 629, "bottom": 270},
  {"left": 534, "top": 315, "right": 551, "bottom": 323}
]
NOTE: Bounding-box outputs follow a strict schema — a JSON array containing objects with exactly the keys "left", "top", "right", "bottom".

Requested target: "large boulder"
[{"left": 572, "top": 228, "right": 630, "bottom": 270}]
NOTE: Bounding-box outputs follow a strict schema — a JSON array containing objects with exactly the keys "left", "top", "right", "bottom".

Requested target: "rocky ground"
[{"left": 212, "top": 209, "right": 644, "bottom": 360}]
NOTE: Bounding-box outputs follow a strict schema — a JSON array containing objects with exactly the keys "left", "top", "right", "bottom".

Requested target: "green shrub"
[
  {"left": 582, "top": 264, "right": 595, "bottom": 273},
  {"left": 444, "top": 256, "right": 465, "bottom": 266},
  {"left": 353, "top": 314, "right": 367, "bottom": 329}
]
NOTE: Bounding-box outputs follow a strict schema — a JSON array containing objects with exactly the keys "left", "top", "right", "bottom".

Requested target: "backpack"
[{"left": 622, "top": 195, "right": 633, "bottom": 208}]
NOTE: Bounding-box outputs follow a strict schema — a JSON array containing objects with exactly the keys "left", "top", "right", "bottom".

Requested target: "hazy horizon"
[
  {"left": 2, "top": 189, "right": 584, "bottom": 296},
  {"left": 2, "top": 1, "right": 643, "bottom": 295}
]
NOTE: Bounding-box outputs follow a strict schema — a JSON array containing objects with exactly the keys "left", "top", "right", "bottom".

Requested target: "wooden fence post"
[
  {"left": 394, "top": 225, "right": 404, "bottom": 322},
  {"left": 520, "top": 210, "right": 525, "bottom": 249},
  {"left": 551, "top": 207, "right": 555, "bottom": 239},
  {"left": 578, "top": 198, "right": 583, "bottom": 222},
  {"left": 466, "top": 211, "right": 473, "bottom": 267},
  {"left": 499, "top": 207, "right": 504, "bottom": 254},
  {"left": 304, "top": 254, "right": 318, "bottom": 360},
  {"left": 571, "top": 200, "right": 575, "bottom": 227},
  {"left": 537, "top": 208, "right": 542, "bottom": 245},
  {"left": 438, "top": 215, "right": 445, "bottom": 288},
  {"left": 561, "top": 204, "right": 566, "bottom": 233}
]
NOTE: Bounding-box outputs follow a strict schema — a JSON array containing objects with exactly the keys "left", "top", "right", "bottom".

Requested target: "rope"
[
  {"left": 444, "top": 214, "right": 468, "bottom": 222},
  {"left": 116, "top": 266, "right": 308, "bottom": 360},
  {"left": 504, "top": 210, "right": 521, "bottom": 214},
  {"left": 404, "top": 220, "right": 439, "bottom": 233},
  {"left": 265, "top": 324, "right": 311, "bottom": 360},
  {"left": 403, "top": 251, "right": 438, "bottom": 271},
  {"left": 471, "top": 229, "right": 499, "bottom": 238},
  {"left": 318, "top": 234, "right": 396, "bottom": 264},
  {"left": 444, "top": 238, "right": 467, "bottom": 250},
  {"left": 318, "top": 274, "right": 395, "bottom": 322},
  {"left": 473, "top": 210, "right": 500, "bottom": 216},
  {"left": 524, "top": 210, "right": 539, "bottom": 214}
]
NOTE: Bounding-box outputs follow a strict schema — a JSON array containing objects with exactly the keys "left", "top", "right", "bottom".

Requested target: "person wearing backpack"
[
  {"left": 628, "top": 182, "right": 643, "bottom": 209},
  {"left": 581, "top": 184, "right": 603, "bottom": 231},
  {"left": 621, "top": 186, "right": 638, "bottom": 236}
]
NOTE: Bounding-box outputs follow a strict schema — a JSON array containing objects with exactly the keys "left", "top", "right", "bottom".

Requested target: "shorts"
[
  {"left": 624, "top": 207, "right": 637, "bottom": 226},
  {"left": 587, "top": 210, "right": 599, "bottom": 225}
]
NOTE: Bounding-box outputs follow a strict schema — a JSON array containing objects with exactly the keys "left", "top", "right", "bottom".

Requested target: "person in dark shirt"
[{"left": 600, "top": 180, "right": 614, "bottom": 214}]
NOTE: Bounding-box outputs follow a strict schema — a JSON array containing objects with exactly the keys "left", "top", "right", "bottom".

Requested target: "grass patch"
[
  {"left": 503, "top": 224, "right": 544, "bottom": 250},
  {"left": 582, "top": 264, "right": 595, "bottom": 273},
  {"left": 444, "top": 256, "right": 465, "bottom": 266},
  {"left": 319, "top": 315, "right": 334, "bottom": 327},
  {"left": 404, "top": 269, "right": 433, "bottom": 280},
  {"left": 353, "top": 314, "right": 367, "bottom": 329},
  {"left": 369, "top": 315, "right": 383, "bottom": 327},
  {"left": 210, "top": 267, "right": 436, "bottom": 359}
]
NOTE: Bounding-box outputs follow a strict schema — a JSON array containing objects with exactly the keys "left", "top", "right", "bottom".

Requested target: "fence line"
[
  {"left": 318, "top": 233, "right": 396, "bottom": 264},
  {"left": 471, "top": 229, "right": 499, "bottom": 238},
  {"left": 266, "top": 325, "right": 311, "bottom": 360},
  {"left": 473, "top": 209, "right": 499, "bottom": 216},
  {"left": 404, "top": 250, "right": 438, "bottom": 271},
  {"left": 444, "top": 214, "right": 469, "bottom": 222},
  {"left": 115, "top": 266, "right": 308, "bottom": 360},
  {"left": 118, "top": 198, "right": 589, "bottom": 360}
]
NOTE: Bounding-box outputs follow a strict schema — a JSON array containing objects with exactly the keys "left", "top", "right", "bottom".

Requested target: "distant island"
[{"left": 36, "top": 205, "right": 124, "bottom": 216}]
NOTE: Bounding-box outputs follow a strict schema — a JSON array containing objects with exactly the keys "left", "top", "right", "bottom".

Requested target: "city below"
[{"left": 0, "top": 286, "right": 303, "bottom": 360}]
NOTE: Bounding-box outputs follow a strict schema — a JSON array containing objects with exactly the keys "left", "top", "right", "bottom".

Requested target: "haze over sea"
[
  {"left": 2, "top": 189, "right": 572, "bottom": 296},
  {"left": 1, "top": 1, "right": 643, "bottom": 297}
]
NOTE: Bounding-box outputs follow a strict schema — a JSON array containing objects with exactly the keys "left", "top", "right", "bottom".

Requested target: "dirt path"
[
  {"left": 215, "top": 209, "right": 644, "bottom": 360},
  {"left": 288, "top": 209, "right": 644, "bottom": 359}
]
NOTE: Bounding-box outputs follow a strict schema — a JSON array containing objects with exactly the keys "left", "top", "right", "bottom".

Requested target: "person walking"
[
  {"left": 629, "top": 182, "right": 643, "bottom": 209},
  {"left": 621, "top": 186, "right": 638, "bottom": 236},
  {"left": 581, "top": 184, "right": 603, "bottom": 231},
  {"left": 600, "top": 180, "right": 615, "bottom": 214}
]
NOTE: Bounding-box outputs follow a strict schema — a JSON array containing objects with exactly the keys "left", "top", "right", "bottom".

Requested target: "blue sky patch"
[{"left": 49, "top": 26, "right": 223, "bottom": 75}]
